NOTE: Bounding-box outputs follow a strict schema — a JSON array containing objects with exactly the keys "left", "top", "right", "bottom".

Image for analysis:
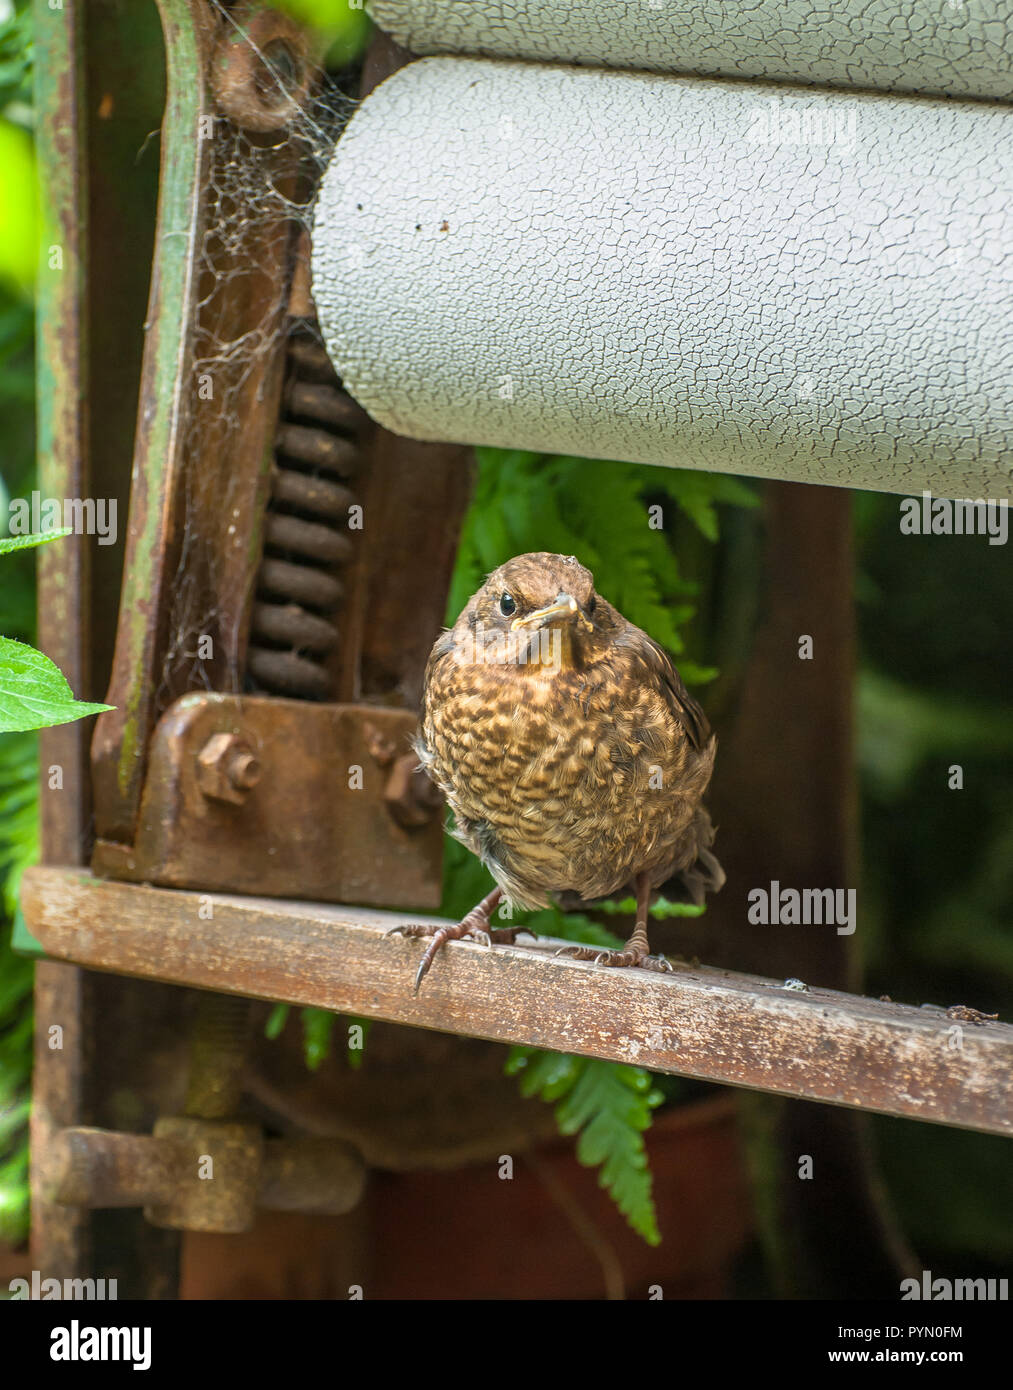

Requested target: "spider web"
[{"left": 153, "top": 2, "right": 357, "bottom": 711}]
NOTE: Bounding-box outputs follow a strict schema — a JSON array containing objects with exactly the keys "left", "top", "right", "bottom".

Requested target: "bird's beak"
[{"left": 511, "top": 595, "right": 593, "bottom": 633}]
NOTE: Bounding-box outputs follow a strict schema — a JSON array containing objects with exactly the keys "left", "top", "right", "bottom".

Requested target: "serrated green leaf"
[
  {"left": 555, "top": 1058, "right": 662, "bottom": 1245},
  {"left": 506, "top": 1046, "right": 662, "bottom": 1245},
  {"left": 0, "top": 636, "right": 114, "bottom": 732}
]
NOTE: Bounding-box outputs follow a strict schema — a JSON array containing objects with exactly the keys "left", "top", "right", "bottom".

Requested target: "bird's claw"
[
  {"left": 554, "top": 943, "right": 674, "bottom": 973},
  {"left": 490, "top": 925, "right": 537, "bottom": 945},
  {"left": 387, "top": 890, "right": 512, "bottom": 994}
]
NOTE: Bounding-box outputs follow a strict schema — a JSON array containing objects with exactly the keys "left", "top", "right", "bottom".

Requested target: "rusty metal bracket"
[{"left": 92, "top": 692, "right": 442, "bottom": 908}]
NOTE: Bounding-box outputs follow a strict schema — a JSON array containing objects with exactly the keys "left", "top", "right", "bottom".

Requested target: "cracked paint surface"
[
  {"left": 368, "top": 0, "right": 1013, "bottom": 102},
  {"left": 313, "top": 58, "right": 1013, "bottom": 497}
]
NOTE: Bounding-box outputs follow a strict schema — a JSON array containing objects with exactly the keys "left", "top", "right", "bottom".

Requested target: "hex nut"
[{"left": 196, "top": 734, "right": 262, "bottom": 805}]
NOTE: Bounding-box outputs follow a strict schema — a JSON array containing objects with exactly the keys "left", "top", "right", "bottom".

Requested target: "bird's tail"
[{"left": 658, "top": 807, "right": 725, "bottom": 906}]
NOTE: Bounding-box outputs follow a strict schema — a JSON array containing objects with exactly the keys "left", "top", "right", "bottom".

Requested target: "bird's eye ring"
[{"left": 499, "top": 592, "right": 517, "bottom": 617}]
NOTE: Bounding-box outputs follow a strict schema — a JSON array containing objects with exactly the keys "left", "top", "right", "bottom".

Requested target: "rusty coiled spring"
[{"left": 247, "top": 321, "right": 368, "bottom": 698}]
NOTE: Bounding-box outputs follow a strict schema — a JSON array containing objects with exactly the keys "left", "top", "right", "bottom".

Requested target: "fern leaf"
[
  {"left": 508, "top": 1046, "right": 664, "bottom": 1246},
  {"left": 652, "top": 468, "right": 758, "bottom": 540}
]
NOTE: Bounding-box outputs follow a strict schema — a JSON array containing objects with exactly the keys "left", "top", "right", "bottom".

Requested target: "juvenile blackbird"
[{"left": 390, "top": 552, "right": 724, "bottom": 991}]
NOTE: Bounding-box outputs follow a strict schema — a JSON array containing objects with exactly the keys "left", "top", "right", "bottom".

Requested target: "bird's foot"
[
  {"left": 488, "top": 925, "right": 538, "bottom": 945},
  {"left": 555, "top": 943, "right": 674, "bottom": 974},
  {"left": 386, "top": 888, "right": 533, "bottom": 993}
]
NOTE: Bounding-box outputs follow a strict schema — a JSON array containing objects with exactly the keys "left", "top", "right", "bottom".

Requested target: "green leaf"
[
  {"left": 0, "top": 527, "right": 71, "bottom": 555},
  {"left": 529, "top": 906, "right": 623, "bottom": 950},
  {"left": 264, "top": 1003, "right": 290, "bottom": 1040},
  {"left": 676, "top": 661, "right": 719, "bottom": 687},
  {"left": 0, "top": 636, "right": 114, "bottom": 733},
  {"left": 301, "top": 1006, "right": 335, "bottom": 1071},
  {"left": 506, "top": 1044, "right": 582, "bottom": 1101},
  {"left": 595, "top": 894, "right": 707, "bottom": 920}
]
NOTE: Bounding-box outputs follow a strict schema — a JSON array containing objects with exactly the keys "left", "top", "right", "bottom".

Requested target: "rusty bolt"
[
  {"left": 384, "top": 752, "right": 443, "bottom": 829},
  {"left": 364, "top": 724, "right": 397, "bottom": 768},
  {"left": 196, "top": 734, "right": 262, "bottom": 805}
]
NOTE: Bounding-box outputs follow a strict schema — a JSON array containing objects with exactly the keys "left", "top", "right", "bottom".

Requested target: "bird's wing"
[{"left": 621, "top": 628, "right": 711, "bottom": 752}]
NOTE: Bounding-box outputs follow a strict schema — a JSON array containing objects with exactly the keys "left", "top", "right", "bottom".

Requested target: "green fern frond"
[
  {"left": 651, "top": 468, "right": 759, "bottom": 542},
  {"left": 507, "top": 1046, "right": 664, "bottom": 1245},
  {"left": 0, "top": 731, "right": 38, "bottom": 918},
  {"left": 264, "top": 1002, "right": 371, "bottom": 1071}
]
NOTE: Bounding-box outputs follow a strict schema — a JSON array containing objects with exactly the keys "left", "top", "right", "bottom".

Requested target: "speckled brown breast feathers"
[{"left": 393, "top": 553, "right": 724, "bottom": 990}]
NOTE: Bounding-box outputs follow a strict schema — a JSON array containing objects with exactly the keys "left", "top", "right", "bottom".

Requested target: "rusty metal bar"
[
  {"left": 21, "top": 867, "right": 1013, "bottom": 1138},
  {"left": 43, "top": 1130, "right": 176, "bottom": 1210},
  {"left": 42, "top": 1125, "right": 365, "bottom": 1224}
]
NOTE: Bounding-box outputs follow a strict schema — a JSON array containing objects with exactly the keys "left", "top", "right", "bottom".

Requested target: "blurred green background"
[
  {"left": 0, "top": 0, "right": 39, "bottom": 1251},
  {"left": 1, "top": 0, "right": 1010, "bottom": 1285}
]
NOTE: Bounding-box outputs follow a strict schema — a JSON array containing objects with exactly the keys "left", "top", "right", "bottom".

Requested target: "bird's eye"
[
  {"left": 587, "top": 595, "right": 596, "bottom": 616},
  {"left": 499, "top": 592, "right": 517, "bottom": 617}
]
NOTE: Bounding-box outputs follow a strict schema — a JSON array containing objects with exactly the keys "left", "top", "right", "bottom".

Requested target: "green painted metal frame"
[
  {"left": 34, "top": 0, "right": 90, "bottom": 844},
  {"left": 90, "top": 0, "right": 215, "bottom": 845}
]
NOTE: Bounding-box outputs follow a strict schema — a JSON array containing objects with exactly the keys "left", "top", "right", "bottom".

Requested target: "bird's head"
[{"left": 455, "top": 552, "right": 618, "bottom": 671}]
